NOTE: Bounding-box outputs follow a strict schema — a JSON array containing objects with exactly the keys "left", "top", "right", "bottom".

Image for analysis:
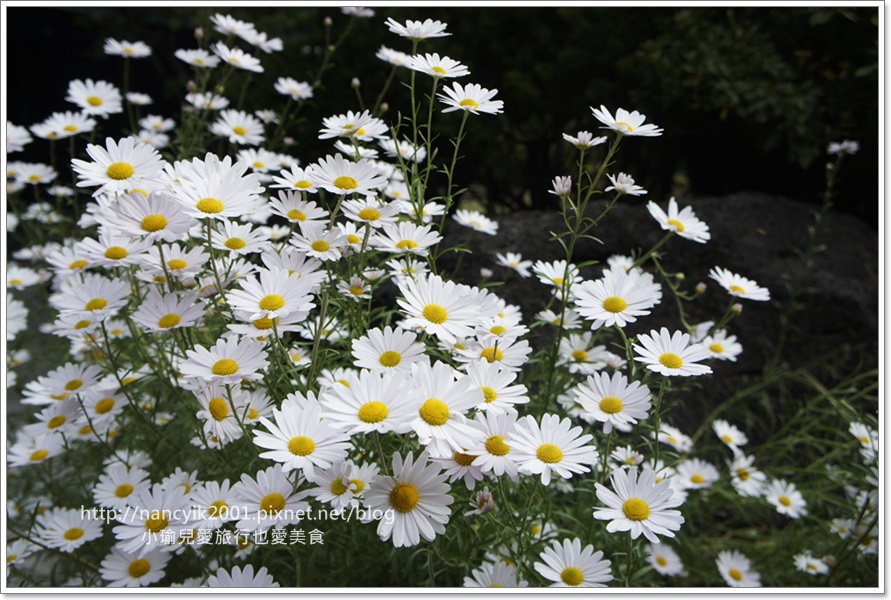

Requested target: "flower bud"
[
  {"left": 324, "top": 16, "right": 333, "bottom": 26},
  {"left": 186, "top": 80, "right": 197, "bottom": 93},
  {"left": 823, "top": 555, "right": 837, "bottom": 567},
  {"left": 194, "top": 27, "right": 204, "bottom": 39},
  {"left": 283, "top": 137, "right": 295, "bottom": 147},
  {"left": 731, "top": 303, "right": 743, "bottom": 315},
  {"left": 379, "top": 102, "right": 389, "bottom": 114},
  {"left": 480, "top": 268, "right": 493, "bottom": 278},
  {"left": 466, "top": 487, "right": 494, "bottom": 516},
  {"left": 675, "top": 272, "right": 685, "bottom": 282},
  {"left": 351, "top": 77, "right": 361, "bottom": 89},
  {"left": 695, "top": 282, "right": 707, "bottom": 294}
]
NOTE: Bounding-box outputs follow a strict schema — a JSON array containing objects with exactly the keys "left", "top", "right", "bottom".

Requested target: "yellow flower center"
[
  {"left": 378, "top": 351, "right": 402, "bottom": 367},
  {"left": 64, "top": 125, "right": 78, "bottom": 132},
  {"left": 453, "top": 451, "right": 476, "bottom": 466},
  {"left": 489, "top": 325, "right": 507, "bottom": 336},
  {"left": 208, "top": 500, "right": 228, "bottom": 517},
  {"left": 572, "top": 349, "right": 588, "bottom": 362},
  {"left": 128, "top": 558, "right": 151, "bottom": 578},
  {"left": 106, "top": 162, "right": 134, "bottom": 180},
  {"left": 615, "top": 121, "right": 634, "bottom": 132},
  {"left": 95, "top": 398, "right": 115, "bottom": 414},
  {"left": 69, "top": 260, "right": 88, "bottom": 270},
  {"left": 9, "top": 279, "right": 22, "bottom": 286},
  {"left": 140, "top": 214, "right": 168, "bottom": 232},
  {"left": 485, "top": 435, "right": 510, "bottom": 456},
  {"left": 330, "top": 479, "right": 349, "bottom": 495},
  {"left": 47, "top": 416, "right": 66, "bottom": 429},
  {"left": 87, "top": 96, "right": 104, "bottom": 106},
  {"left": 63, "top": 527, "right": 84, "bottom": 541},
  {"left": 656, "top": 556, "right": 668, "bottom": 567},
  {"left": 431, "top": 66, "right": 447, "bottom": 75},
  {"left": 311, "top": 240, "right": 330, "bottom": 252},
  {"left": 65, "top": 379, "right": 84, "bottom": 391},
  {"left": 208, "top": 397, "right": 229, "bottom": 421},
  {"left": 247, "top": 408, "right": 259, "bottom": 419},
  {"left": 104, "top": 246, "right": 129, "bottom": 260},
  {"left": 196, "top": 197, "right": 224, "bottom": 214},
  {"left": 397, "top": 239, "right": 419, "bottom": 250},
  {"left": 225, "top": 237, "right": 246, "bottom": 250},
  {"left": 536, "top": 443, "right": 563, "bottom": 464},
  {"left": 599, "top": 396, "right": 623, "bottom": 414},
  {"left": 737, "top": 469, "right": 750, "bottom": 481},
  {"left": 659, "top": 353, "right": 683, "bottom": 369},
  {"left": 294, "top": 180, "right": 313, "bottom": 189},
  {"left": 30, "top": 449, "right": 49, "bottom": 461},
  {"left": 729, "top": 285, "right": 746, "bottom": 294},
  {"left": 560, "top": 567, "right": 584, "bottom": 586},
  {"left": 666, "top": 218, "right": 685, "bottom": 232},
  {"left": 350, "top": 479, "right": 365, "bottom": 493},
  {"left": 709, "top": 343, "right": 724, "bottom": 354},
  {"left": 390, "top": 483, "right": 419, "bottom": 512},
  {"left": 167, "top": 259, "right": 187, "bottom": 270},
  {"left": 28, "top": 174, "right": 42, "bottom": 182},
  {"left": 253, "top": 316, "right": 279, "bottom": 330},
  {"left": 778, "top": 495, "right": 792, "bottom": 507},
  {"left": 480, "top": 347, "right": 504, "bottom": 363},
  {"left": 481, "top": 386, "right": 498, "bottom": 403},
  {"left": 157, "top": 313, "right": 181, "bottom": 329},
  {"left": 552, "top": 277, "right": 564, "bottom": 286},
  {"left": 211, "top": 359, "right": 239, "bottom": 376},
  {"left": 145, "top": 512, "right": 168, "bottom": 532},
  {"left": 260, "top": 492, "right": 286, "bottom": 514},
  {"left": 333, "top": 176, "right": 358, "bottom": 190},
  {"left": 459, "top": 98, "right": 479, "bottom": 109},
  {"left": 423, "top": 304, "right": 448, "bottom": 324},
  {"left": 288, "top": 436, "right": 315, "bottom": 456},
  {"left": 347, "top": 234, "right": 361, "bottom": 244},
  {"left": 358, "top": 207, "right": 381, "bottom": 221},
  {"left": 259, "top": 294, "right": 285, "bottom": 311},
  {"left": 602, "top": 296, "right": 628, "bottom": 313},
  {"left": 721, "top": 434, "right": 733, "bottom": 443},
  {"left": 287, "top": 209, "right": 307, "bottom": 221},
  {"left": 358, "top": 401, "right": 389, "bottom": 423},
  {"left": 622, "top": 497, "right": 650, "bottom": 521},
  {"left": 233, "top": 126, "right": 247, "bottom": 136},
  {"left": 115, "top": 483, "right": 134, "bottom": 498},
  {"left": 729, "top": 568, "right": 743, "bottom": 582},
  {"left": 349, "top": 285, "right": 365, "bottom": 296},
  {"left": 690, "top": 474, "right": 704, "bottom": 484},
  {"left": 252, "top": 161, "right": 265, "bottom": 169},
  {"left": 419, "top": 398, "right": 450, "bottom": 426}
]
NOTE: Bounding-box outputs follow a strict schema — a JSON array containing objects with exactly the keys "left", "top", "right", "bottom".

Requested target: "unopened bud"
[
  {"left": 730, "top": 303, "right": 743, "bottom": 315},
  {"left": 283, "top": 137, "right": 295, "bottom": 147},
  {"left": 186, "top": 80, "right": 197, "bottom": 93},
  {"left": 328, "top": 44, "right": 336, "bottom": 52},
  {"left": 351, "top": 77, "right": 361, "bottom": 89},
  {"left": 480, "top": 268, "right": 493, "bottom": 278},
  {"left": 823, "top": 555, "right": 837, "bottom": 567},
  {"left": 324, "top": 16, "right": 333, "bottom": 26},
  {"left": 466, "top": 486, "right": 494, "bottom": 516},
  {"left": 695, "top": 282, "right": 707, "bottom": 294},
  {"left": 194, "top": 27, "right": 204, "bottom": 39},
  {"left": 380, "top": 102, "right": 389, "bottom": 113},
  {"left": 675, "top": 272, "right": 685, "bottom": 282}
]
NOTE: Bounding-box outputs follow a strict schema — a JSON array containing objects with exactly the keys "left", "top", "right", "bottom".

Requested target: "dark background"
[{"left": 7, "top": 6, "right": 879, "bottom": 225}]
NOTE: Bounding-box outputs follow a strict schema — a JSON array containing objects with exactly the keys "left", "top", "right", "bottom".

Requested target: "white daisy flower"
[
  {"left": 574, "top": 371, "right": 651, "bottom": 434},
  {"left": 534, "top": 538, "right": 612, "bottom": 587},
  {"left": 708, "top": 266, "right": 771, "bottom": 301},
  {"left": 30, "top": 111, "right": 97, "bottom": 139},
  {"left": 253, "top": 400, "right": 350, "bottom": 480},
  {"left": 364, "top": 450, "right": 454, "bottom": 548},
  {"left": 274, "top": 76, "right": 313, "bottom": 100},
  {"left": 605, "top": 172, "right": 646, "bottom": 196},
  {"left": 5, "top": 539, "right": 36, "bottom": 576},
  {"left": 495, "top": 252, "right": 532, "bottom": 277},
  {"left": 185, "top": 92, "right": 229, "bottom": 110},
  {"left": 290, "top": 221, "right": 348, "bottom": 261},
  {"left": 35, "top": 507, "right": 103, "bottom": 552},
  {"left": 99, "top": 547, "right": 171, "bottom": 587},
  {"left": 239, "top": 29, "right": 283, "bottom": 53},
  {"left": 436, "top": 444, "right": 487, "bottom": 491},
  {"left": 131, "top": 290, "right": 205, "bottom": 332},
  {"left": 226, "top": 267, "right": 315, "bottom": 322},
  {"left": 646, "top": 197, "right": 711, "bottom": 243},
  {"left": 105, "top": 191, "right": 195, "bottom": 242},
  {"left": 765, "top": 479, "right": 808, "bottom": 518},
  {"left": 207, "top": 564, "right": 279, "bottom": 587},
  {"left": 71, "top": 136, "right": 165, "bottom": 196},
  {"left": 794, "top": 552, "right": 829, "bottom": 575},
  {"left": 373, "top": 221, "right": 442, "bottom": 256},
  {"left": 211, "top": 41, "right": 263, "bottom": 72},
  {"left": 385, "top": 17, "right": 450, "bottom": 40},
  {"left": 376, "top": 45, "right": 411, "bottom": 67},
  {"left": 562, "top": 130, "right": 607, "bottom": 149},
  {"left": 174, "top": 48, "right": 220, "bottom": 68},
  {"left": 464, "top": 560, "right": 528, "bottom": 588},
  {"left": 378, "top": 137, "right": 427, "bottom": 163},
  {"left": 533, "top": 259, "right": 580, "bottom": 290},
  {"left": 646, "top": 543, "right": 684, "bottom": 576},
  {"left": 652, "top": 424, "right": 694, "bottom": 453},
  {"left": 406, "top": 360, "right": 482, "bottom": 458},
  {"left": 231, "top": 464, "right": 311, "bottom": 533},
  {"left": 319, "top": 368, "right": 413, "bottom": 434},
  {"left": 452, "top": 209, "right": 499, "bottom": 234},
  {"left": 93, "top": 462, "right": 151, "bottom": 509},
  {"left": 164, "top": 153, "right": 263, "bottom": 220},
  {"left": 271, "top": 165, "right": 319, "bottom": 193},
  {"left": 7, "top": 432, "right": 64, "bottom": 466},
  {"left": 307, "top": 460, "right": 378, "bottom": 511},
  {"left": 77, "top": 231, "right": 151, "bottom": 268},
  {"left": 700, "top": 329, "right": 743, "bottom": 361},
  {"left": 6, "top": 265, "right": 40, "bottom": 290},
  {"left": 238, "top": 147, "right": 282, "bottom": 173},
  {"left": 397, "top": 274, "right": 491, "bottom": 344},
  {"left": 342, "top": 195, "right": 400, "bottom": 228},
  {"left": 126, "top": 92, "right": 152, "bottom": 105},
  {"left": 104, "top": 38, "right": 151, "bottom": 58},
  {"left": 510, "top": 413, "right": 599, "bottom": 485},
  {"left": 556, "top": 333, "right": 607, "bottom": 374},
  {"left": 462, "top": 359, "right": 530, "bottom": 414},
  {"left": 351, "top": 326, "right": 425, "bottom": 372},
  {"left": 210, "top": 109, "right": 265, "bottom": 145},
  {"left": 716, "top": 550, "right": 761, "bottom": 587},
  {"left": 728, "top": 453, "right": 767, "bottom": 498},
  {"left": 66, "top": 79, "right": 123, "bottom": 117},
  {"left": 210, "top": 220, "right": 268, "bottom": 255},
  {"left": 676, "top": 458, "right": 720, "bottom": 490},
  {"left": 591, "top": 104, "right": 663, "bottom": 137},
  {"left": 6, "top": 123, "right": 33, "bottom": 152},
  {"left": 712, "top": 419, "right": 748, "bottom": 448},
  {"left": 466, "top": 411, "right": 521, "bottom": 482},
  {"left": 113, "top": 483, "right": 191, "bottom": 554},
  {"left": 311, "top": 154, "right": 387, "bottom": 195},
  {"left": 438, "top": 82, "right": 503, "bottom": 115},
  {"left": 633, "top": 327, "right": 712, "bottom": 377},
  {"left": 408, "top": 53, "right": 470, "bottom": 78},
  {"left": 180, "top": 336, "right": 269, "bottom": 383},
  {"left": 454, "top": 335, "right": 532, "bottom": 372},
  {"left": 593, "top": 467, "right": 685, "bottom": 543}
]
